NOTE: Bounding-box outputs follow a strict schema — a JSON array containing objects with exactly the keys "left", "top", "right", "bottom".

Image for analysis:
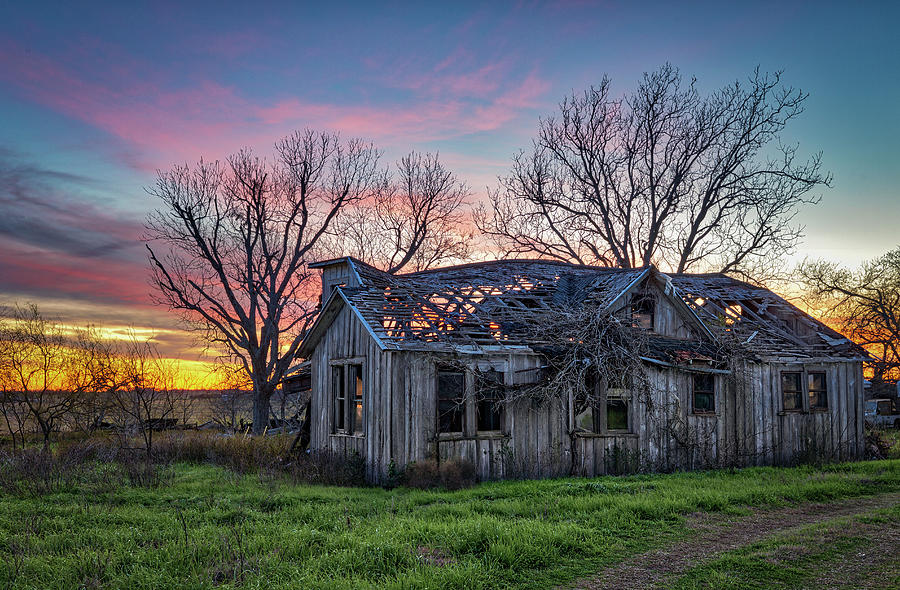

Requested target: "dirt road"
[{"left": 574, "top": 492, "right": 900, "bottom": 589}]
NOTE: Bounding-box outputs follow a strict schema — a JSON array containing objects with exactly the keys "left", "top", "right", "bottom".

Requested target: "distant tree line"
[{"left": 0, "top": 304, "right": 193, "bottom": 454}]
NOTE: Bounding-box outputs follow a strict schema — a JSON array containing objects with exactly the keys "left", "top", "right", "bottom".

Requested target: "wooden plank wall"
[
  {"left": 572, "top": 360, "right": 864, "bottom": 475},
  {"left": 650, "top": 284, "right": 693, "bottom": 338},
  {"left": 309, "top": 304, "right": 389, "bottom": 482},
  {"left": 310, "top": 304, "right": 865, "bottom": 482},
  {"left": 399, "top": 351, "right": 569, "bottom": 481},
  {"left": 319, "top": 262, "right": 358, "bottom": 293}
]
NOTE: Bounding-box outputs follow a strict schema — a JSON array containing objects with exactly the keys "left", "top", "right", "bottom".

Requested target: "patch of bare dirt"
[
  {"left": 572, "top": 492, "right": 900, "bottom": 590},
  {"left": 806, "top": 518, "right": 900, "bottom": 590}
]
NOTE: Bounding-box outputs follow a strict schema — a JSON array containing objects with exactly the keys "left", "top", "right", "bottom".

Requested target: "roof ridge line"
[{"left": 401, "top": 258, "right": 651, "bottom": 276}]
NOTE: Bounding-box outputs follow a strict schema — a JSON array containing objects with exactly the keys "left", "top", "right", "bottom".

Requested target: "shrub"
[
  {"left": 0, "top": 432, "right": 370, "bottom": 495},
  {"left": 281, "top": 450, "right": 366, "bottom": 487},
  {"left": 118, "top": 452, "right": 173, "bottom": 488},
  {"left": 149, "top": 431, "right": 291, "bottom": 472},
  {"left": 0, "top": 441, "right": 169, "bottom": 495},
  {"left": 403, "top": 458, "right": 477, "bottom": 490},
  {"left": 0, "top": 448, "right": 71, "bottom": 495},
  {"left": 404, "top": 459, "right": 440, "bottom": 489},
  {"left": 865, "top": 427, "right": 894, "bottom": 460},
  {"left": 439, "top": 459, "right": 477, "bottom": 490},
  {"left": 144, "top": 431, "right": 365, "bottom": 486}
]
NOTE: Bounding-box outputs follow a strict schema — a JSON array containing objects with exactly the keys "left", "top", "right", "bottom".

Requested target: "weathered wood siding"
[
  {"left": 571, "top": 360, "right": 864, "bottom": 476},
  {"left": 648, "top": 282, "right": 694, "bottom": 338},
  {"left": 308, "top": 304, "right": 388, "bottom": 482},
  {"left": 391, "top": 351, "right": 569, "bottom": 481},
  {"left": 320, "top": 263, "right": 358, "bottom": 294},
  {"left": 310, "top": 303, "right": 864, "bottom": 482}
]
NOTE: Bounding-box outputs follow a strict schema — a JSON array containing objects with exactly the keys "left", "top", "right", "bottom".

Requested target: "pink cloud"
[
  {"left": 0, "top": 237, "right": 150, "bottom": 306},
  {"left": 1, "top": 41, "right": 551, "bottom": 170},
  {"left": 400, "top": 60, "right": 508, "bottom": 98}
]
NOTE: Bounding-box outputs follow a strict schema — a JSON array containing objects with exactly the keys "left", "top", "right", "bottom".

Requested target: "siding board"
[{"left": 309, "top": 302, "right": 863, "bottom": 482}]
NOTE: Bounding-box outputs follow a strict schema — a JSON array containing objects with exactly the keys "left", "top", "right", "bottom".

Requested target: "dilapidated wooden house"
[{"left": 298, "top": 257, "right": 868, "bottom": 482}]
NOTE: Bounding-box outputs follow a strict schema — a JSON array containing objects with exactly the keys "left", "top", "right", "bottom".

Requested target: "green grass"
[
  {"left": 666, "top": 504, "right": 900, "bottom": 589},
  {"left": 1, "top": 460, "right": 898, "bottom": 589},
  {"left": 881, "top": 428, "right": 900, "bottom": 459}
]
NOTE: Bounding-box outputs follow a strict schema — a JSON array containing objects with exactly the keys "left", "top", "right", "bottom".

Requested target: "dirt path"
[
  {"left": 573, "top": 492, "right": 900, "bottom": 590},
  {"left": 775, "top": 516, "right": 899, "bottom": 590}
]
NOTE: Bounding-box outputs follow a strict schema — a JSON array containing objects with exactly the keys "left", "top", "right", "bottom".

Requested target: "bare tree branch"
[
  {"left": 476, "top": 64, "right": 830, "bottom": 283},
  {"left": 799, "top": 248, "right": 900, "bottom": 383},
  {"left": 327, "top": 151, "right": 472, "bottom": 273},
  {"left": 144, "top": 129, "right": 383, "bottom": 433}
]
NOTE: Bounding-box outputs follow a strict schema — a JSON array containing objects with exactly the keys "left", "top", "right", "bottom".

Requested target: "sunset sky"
[{"left": 1, "top": 1, "right": 898, "bottom": 382}]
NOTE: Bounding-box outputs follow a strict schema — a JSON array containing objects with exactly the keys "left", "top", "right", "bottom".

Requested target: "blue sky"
[{"left": 1, "top": 0, "right": 897, "bottom": 366}]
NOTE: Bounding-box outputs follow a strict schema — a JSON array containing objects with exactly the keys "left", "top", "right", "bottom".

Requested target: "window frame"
[
  {"left": 436, "top": 368, "right": 466, "bottom": 435},
  {"left": 630, "top": 293, "right": 656, "bottom": 331},
  {"left": 332, "top": 365, "right": 347, "bottom": 433},
  {"left": 691, "top": 373, "right": 717, "bottom": 415},
  {"left": 574, "top": 373, "right": 633, "bottom": 435},
  {"left": 475, "top": 369, "right": 505, "bottom": 433},
  {"left": 807, "top": 371, "right": 829, "bottom": 411},
  {"left": 605, "top": 393, "right": 630, "bottom": 432},
  {"left": 780, "top": 368, "right": 829, "bottom": 414},
  {"left": 351, "top": 364, "right": 364, "bottom": 433},
  {"left": 781, "top": 371, "right": 804, "bottom": 413},
  {"left": 436, "top": 364, "right": 508, "bottom": 438},
  {"left": 330, "top": 358, "right": 365, "bottom": 436}
]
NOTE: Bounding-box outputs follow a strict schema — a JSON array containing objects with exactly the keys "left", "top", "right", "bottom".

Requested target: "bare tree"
[
  {"left": 146, "top": 130, "right": 383, "bottom": 434},
  {"left": 62, "top": 327, "right": 118, "bottom": 435},
  {"left": 209, "top": 369, "right": 253, "bottom": 433},
  {"left": 108, "top": 336, "right": 182, "bottom": 456},
  {"left": 477, "top": 64, "right": 830, "bottom": 283},
  {"left": 0, "top": 314, "right": 29, "bottom": 448},
  {"left": 210, "top": 389, "right": 253, "bottom": 433},
  {"left": 0, "top": 306, "right": 118, "bottom": 446},
  {"left": 328, "top": 151, "right": 471, "bottom": 273},
  {"left": 0, "top": 384, "right": 27, "bottom": 449},
  {"left": 0, "top": 304, "right": 84, "bottom": 447},
  {"left": 800, "top": 247, "right": 900, "bottom": 384}
]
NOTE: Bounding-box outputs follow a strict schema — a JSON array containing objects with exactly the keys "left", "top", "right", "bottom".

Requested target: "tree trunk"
[
  {"left": 0, "top": 410, "right": 20, "bottom": 450},
  {"left": 252, "top": 386, "right": 273, "bottom": 435},
  {"left": 38, "top": 417, "right": 52, "bottom": 449},
  {"left": 145, "top": 425, "right": 153, "bottom": 458}
]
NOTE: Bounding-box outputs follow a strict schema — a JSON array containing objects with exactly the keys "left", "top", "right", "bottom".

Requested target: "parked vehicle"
[{"left": 864, "top": 398, "right": 900, "bottom": 428}]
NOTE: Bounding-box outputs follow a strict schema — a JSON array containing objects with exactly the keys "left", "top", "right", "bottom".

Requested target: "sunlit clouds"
[{"left": 1, "top": 2, "right": 898, "bottom": 386}]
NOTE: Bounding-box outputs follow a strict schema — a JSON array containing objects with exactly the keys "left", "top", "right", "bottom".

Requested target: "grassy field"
[{"left": 1, "top": 459, "right": 898, "bottom": 589}]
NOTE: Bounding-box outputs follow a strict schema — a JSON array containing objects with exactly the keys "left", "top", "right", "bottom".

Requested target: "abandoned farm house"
[{"left": 297, "top": 257, "right": 868, "bottom": 483}]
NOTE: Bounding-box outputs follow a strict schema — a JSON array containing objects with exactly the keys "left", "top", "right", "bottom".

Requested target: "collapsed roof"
[
  {"left": 299, "top": 257, "right": 866, "bottom": 363},
  {"left": 670, "top": 273, "right": 866, "bottom": 361}
]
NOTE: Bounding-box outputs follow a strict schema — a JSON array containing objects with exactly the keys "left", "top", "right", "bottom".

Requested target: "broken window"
[
  {"left": 781, "top": 369, "right": 829, "bottom": 413},
  {"left": 333, "top": 365, "right": 347, "bottom": 432},
  {"left": 631, "top": 293, "right": 656, "bottom": 330},
  {"left": 574, "top": 371, "right": 602, "bottom": 433},
  {"left": 437, "top": 369, "right": 465, "bottom": 434},
  {"left": 808, "top": 372, "right": 828, "bottom": 410},
  {"left": 606, "top": 377, "right": 630, "bottom": 431},
  {"left": 781, "top": 372, "right": 803, "bottom": 411},
  {"left": 575, "top": 372, "right": 631, "bottom": 433},
  {"left": 476, "top": 370, "right": 505, "bottom": 432},
  {"left": 692, "top": 373, "right": 716, "bottom": 413},
  {"left": 574, "top": 405, "right": 600, "bottom": 433},
  {"left": 352, "top": 364, "right": 364, "bottom": 433},
  {"left": 333, "top": 362, "right": 364, "bottom": 434}
]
